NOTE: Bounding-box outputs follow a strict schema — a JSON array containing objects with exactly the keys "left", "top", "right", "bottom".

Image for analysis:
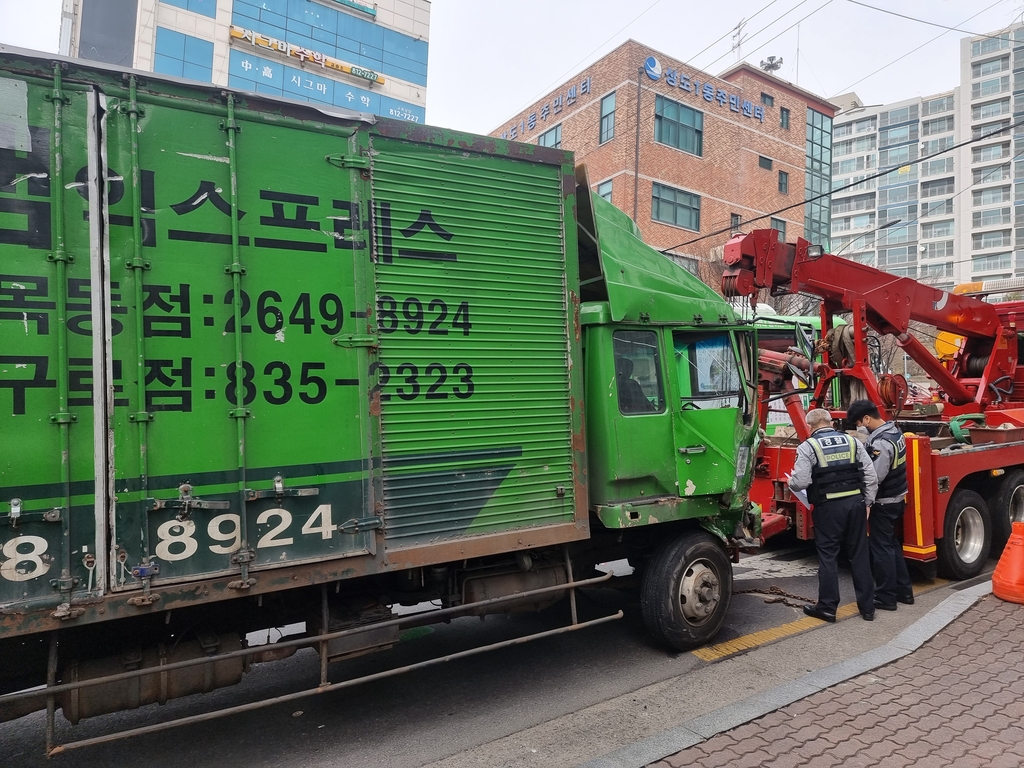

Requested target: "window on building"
[
  {"left": 651, "top": 183, "right": 700, "bottom": 231},
  {"left": 972, "top": 34, "right": 1010, "bottom": 57},
  {"left": 759, "top": 155, "right": 773, "bottom": 170},
  {"left": 654, "top": 95, "right": 704, "bottom": 156},
  {"left": 922, "top": 241, "right": 954, "bottom": 259},
  {"left": 973, "top": 252, "right": 1012, "bottom": 273},
  {"left": 805, "top": 107, "right": 833, "bottom": 250},
  {"left": 877, "top": 184, "right": 916, "bottom": 206},
  {"left": 922, "top": 116, "right": 954, "bottom": 136},
  {"left": 973, "top": 208, "right": 1011, "bottom": 227},
  {"left": 973, "top": 120, "right": 1011, "bottom": 141},
  {"left": 878, "top": 204, "right": 914, "bottom": 226},
  {"left": 973, "top": 57, "right": 1010, "bottom": 78},
  {"left": 854, "top": 117, "right": 876, "bottom": 134},
  {"left": 972, "top": 76, "right": 1010, "bottom": 99},
  {"left": 538, "top": 124, "right": 561, "bottom": 148},
  {"left": 770, "top": 217, "right": 787, "bottom": 241},
  {"left": 974, "top": 164, "right": 1011, "bottom": 184},
  {"left": 761, "top": 92, "right": 774, "bottom": 107},
  {"left": 730, "top": 213, "right": 742, "bottom": 231},
  {"left": 780, "top": 107, "right": 790, "bottom": 129},
  {"left": 880, "top": 125, "right": 913, "bottom": 146},
  {"left": 924, "top": 95, "right": 955, "bottom": 114},
  {"left": 923, "top": 158, "right": 954, "bottom": 177},
  {"left": 613, "top": 330, "right": 664, "bottom": 414},
  {"left": 881, "top": 246, "right": 911, "bottom": 266},
  {"left": 879, "top": 145, "right": 912, "bottom": 167},
  {"left": 922, "top": 199, "right": 953, "bottom": 217},
  {"left": 778, "top": 170, "right": 789, "bottom": 194},
  {"left": 973, "top": 99, "right": 1011, "bottom": 120},
  {"left": 599, "top": 92, "right": 616, "bottom": 144},
  {"left": 973, "top": 230, "right": 1012, "bottom": 250},
  {"left": 974, "top": 186, "right": 1012, "bottom": 206},
  {"left": 833, "top": 192, "right": 876, "bottom": 214},
  {"left": 921, "top": 178, "right": 955, "bottom": 198},
  {"left": 922, "top": 220, "right": 955, "bottom": 238},
  {"left": 974, "top": 143, "right": 1010, "bottom": 162},
  {"left": 923, "top": 136, "right": 955, "bottom": 155},
  {"left": 597, "top": 180, "right": 613, "bottom": 201},
  {"left": 154, "top": 26, "right": 214, "bottom": 82},
  {"left": 881, "top": 105, "right": 917, "bottom": 127},
  {"left": 920, "top": 262, "right": 954, "bottom": 281}
]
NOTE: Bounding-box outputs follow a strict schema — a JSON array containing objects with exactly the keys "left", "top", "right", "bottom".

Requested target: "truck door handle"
[{"left": 679, "top": 445, "right": 707, "bottom": 454}]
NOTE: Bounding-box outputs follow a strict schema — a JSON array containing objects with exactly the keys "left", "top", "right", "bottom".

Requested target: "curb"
[{"left": 580, "top": 580, "right": 994, "bottom": 768}]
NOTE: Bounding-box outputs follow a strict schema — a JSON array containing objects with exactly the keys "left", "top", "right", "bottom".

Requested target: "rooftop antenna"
[
  {"left": 731, "top": 18, "right": 748, "bottom": 62},
  {"left": 760, "top": 55, "right": 783, "bottom": 73}
]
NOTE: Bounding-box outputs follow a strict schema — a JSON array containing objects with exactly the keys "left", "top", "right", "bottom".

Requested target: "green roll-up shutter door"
[{"left": 371, "top": 138, "right": 575, "bottom": 546}]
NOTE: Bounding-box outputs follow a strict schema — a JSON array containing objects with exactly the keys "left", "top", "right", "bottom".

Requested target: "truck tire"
[
  {"left": 640, "top": 531, "right": 732, "bottom": 651},
  {"left": 937, "top": 489, "right": 992, "bottom": 580},
  {"left": 987, "top": 469, "right": 1024, "bottom": 553}
]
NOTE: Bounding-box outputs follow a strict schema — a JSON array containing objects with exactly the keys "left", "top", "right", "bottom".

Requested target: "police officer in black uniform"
[
  {"left": 847, "top": 399, "right": 915, "bottom": 611},
  {"left": 789, "top": 408, "right": 878, "bottom": 622}
]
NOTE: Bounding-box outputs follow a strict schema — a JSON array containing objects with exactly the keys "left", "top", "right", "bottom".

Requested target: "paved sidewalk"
[{"left": 647, "top": 594, "right": 1024, "bottom": 768}]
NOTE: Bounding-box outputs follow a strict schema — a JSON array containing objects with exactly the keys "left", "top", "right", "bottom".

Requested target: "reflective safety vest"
[
  {"left": 807, "top": 429, "right": 864, "bottom": 505},
  {"left": 868, "top": 421, "right": 908, "bottom": 498}
]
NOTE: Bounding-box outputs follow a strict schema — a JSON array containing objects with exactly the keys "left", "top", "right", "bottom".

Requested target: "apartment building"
[{"left": 830, "top": 24, "right": 1024, "bottom": 291}]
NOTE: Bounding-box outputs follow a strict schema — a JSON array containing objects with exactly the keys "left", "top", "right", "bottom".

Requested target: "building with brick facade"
[{"left": 491, "top": 40, "right": 836, "bottom": 274}]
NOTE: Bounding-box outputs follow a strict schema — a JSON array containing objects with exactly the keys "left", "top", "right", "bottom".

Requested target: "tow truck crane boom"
[{"left": 722, "top": 230, "right": 1019, "bottom": 410}]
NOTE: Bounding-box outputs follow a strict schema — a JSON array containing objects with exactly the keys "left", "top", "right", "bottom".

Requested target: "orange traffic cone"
[{"left": 993, "top": 521, "right": 1024, "bottom": 604}]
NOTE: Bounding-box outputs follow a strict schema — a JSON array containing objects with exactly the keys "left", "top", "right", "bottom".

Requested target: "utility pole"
[{"left": 731, "top": 18, "right": 748, "bottom": 62}]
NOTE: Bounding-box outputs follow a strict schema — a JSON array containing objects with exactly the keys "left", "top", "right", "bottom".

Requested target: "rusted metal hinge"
[
  {"left": 325, "top": 153, "right": 370, "bottom": 169},
  {"left": 338, "top": 516, "right": 384, "bottom": 534},
  {"left": 333, "top": 334, "right": 378, "bottom": 348}
]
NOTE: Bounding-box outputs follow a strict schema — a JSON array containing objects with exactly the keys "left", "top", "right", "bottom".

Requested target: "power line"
[
  {"left": 828, "top": 0, "right": 1006, "bottom": 98},
  {"left": 701, "top": 0, "right": 836, "bottom": 72},
  {"left": 845, "top": 0, "right": 1012, "bottom": 40},
  {"left": 681, "top": 0, "right": 789, "bottom": 68},
  {"left": 661, "top": 114, "right": 1024, "bottom": 253}
]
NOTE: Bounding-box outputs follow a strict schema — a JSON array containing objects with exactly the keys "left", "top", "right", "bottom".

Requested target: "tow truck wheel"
[
  {"left": 937, "top": 489, "right": 992, "bottom": 580},
  {"left": 640, "top": 531, "right": 732, "bottom": 651},
  {"left": 988, "top": 469, "right": 1024, "bottom": 553}
]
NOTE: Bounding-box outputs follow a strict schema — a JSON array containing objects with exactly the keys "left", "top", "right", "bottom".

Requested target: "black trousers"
[
  {"left": 870, "top": 500, "right": 913, "bottom": 605},
  {"left": 811, "top": 495, "right": 874, "bottom": 615}
]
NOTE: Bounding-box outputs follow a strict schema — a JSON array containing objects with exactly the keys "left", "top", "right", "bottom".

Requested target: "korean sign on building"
[
  {"left": 644, "top": 56, "right": 765, "bottom": 123},
  {"left": 230, "top": 26, "right": 385, "bottom": 85},
  {"left": 499, "top": 77, "right": 593, "bottom": 140}
]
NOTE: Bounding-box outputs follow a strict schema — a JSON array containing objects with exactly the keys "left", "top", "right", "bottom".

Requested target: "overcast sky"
[{"left": 1, "top": 0, "right": 1021, "bottom": 133}]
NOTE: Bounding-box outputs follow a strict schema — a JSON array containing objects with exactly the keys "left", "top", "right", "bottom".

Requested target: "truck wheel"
[
  {"left": 937, "top": 489, "right": 992, "bottom": 580},
  {"left": 640, "top": 531, "right": 732, "bottom": 651},
  {"left": 988, "top": 469, "right": 1024, "bottom": 553}
]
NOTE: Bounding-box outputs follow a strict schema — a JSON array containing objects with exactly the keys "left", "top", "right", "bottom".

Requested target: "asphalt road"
[{"left": 0, "top": 540, "right": 977, "bottom": 768}]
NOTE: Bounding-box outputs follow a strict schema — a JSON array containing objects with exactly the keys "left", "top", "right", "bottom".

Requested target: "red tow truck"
[{"left": 723, "top": 229, "right": 1024, "bottom": 579}]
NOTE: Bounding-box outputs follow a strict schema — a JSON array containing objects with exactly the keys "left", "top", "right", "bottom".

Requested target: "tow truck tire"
[
  {"left": 640, "top": 531, "right": 732, "bottom": 651},
  {"left": 988, "top": 469, "right": 1024, "bottom": 553},
  {"left": 937, "top": 489, "right": 992, "bottom": 580}
]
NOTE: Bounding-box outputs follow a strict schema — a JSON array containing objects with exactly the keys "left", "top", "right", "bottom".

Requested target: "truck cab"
[{"left": 573, "top": 174, "right": 760, "bottom": 648}]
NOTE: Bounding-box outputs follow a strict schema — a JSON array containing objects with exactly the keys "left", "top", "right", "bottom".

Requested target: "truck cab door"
[{"left": 672, "top": 330, "right": 753, "bottom": 498}]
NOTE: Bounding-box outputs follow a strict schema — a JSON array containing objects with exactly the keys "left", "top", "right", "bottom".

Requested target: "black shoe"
[
  {"left": 873, "top": 599, "right": 898, "bottom": 612},
  {"left": 862, "top": 612, "right": 875, "bottom": 621},
  {"left": 896, "top": 594, "right": 915, "bottom": 605},
  {"left": 803, "top": 605, "right": 837, "bottom": 623}
]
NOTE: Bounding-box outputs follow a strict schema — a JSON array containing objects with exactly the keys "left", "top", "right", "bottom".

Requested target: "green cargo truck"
[{"left": 0, "top": 49, "right": 759, "bottom": 750}]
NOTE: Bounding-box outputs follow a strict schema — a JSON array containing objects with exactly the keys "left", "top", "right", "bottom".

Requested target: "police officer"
[
  {"left": 789, "top": 408, "right": 878, "bottom": 622},
  {"left": 847, "top": 399, "right": 915, "bottom": 611}
]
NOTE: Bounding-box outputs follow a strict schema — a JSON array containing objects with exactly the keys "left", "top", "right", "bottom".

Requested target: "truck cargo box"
[{"left": 0, "top": 52, "right": 586, "bottom": 628}]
